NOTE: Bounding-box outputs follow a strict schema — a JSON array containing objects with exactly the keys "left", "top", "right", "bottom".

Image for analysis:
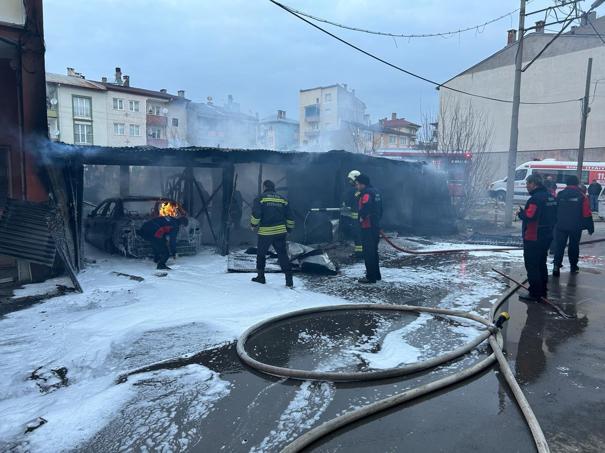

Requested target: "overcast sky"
[{"left": 44, "top": 0, "right": 561, "bottom": 124}]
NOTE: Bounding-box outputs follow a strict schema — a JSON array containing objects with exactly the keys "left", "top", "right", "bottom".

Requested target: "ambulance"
[{"left": 488, "top": 160, "right": 605, "bottom": 202}]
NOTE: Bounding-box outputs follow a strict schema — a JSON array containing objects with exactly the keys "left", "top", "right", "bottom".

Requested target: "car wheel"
[{"left": 496, "top": 191, "right": 506, "bottom": 202}]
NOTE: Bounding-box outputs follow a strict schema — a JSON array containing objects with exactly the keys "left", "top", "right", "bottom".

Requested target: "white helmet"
[{"left": 347, "top": 170, "right": 361, "bottom": 183}]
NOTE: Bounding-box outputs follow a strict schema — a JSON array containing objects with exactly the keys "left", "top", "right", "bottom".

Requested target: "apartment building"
[
  {"left": 187, "top": 95, "right": 258, "bottom": 149},
  {"left": 258, "top": 110, "right": 299, "bottom": 151},
  {"left": 372, "top": 113, "right": 420, "bottom": 152},
  {"left": 299, "top": 84, "right": 372, "bottom": 152},
  {"left": 441, "top": 13, "right": 605, "bottom": 174},
  {"left": 46, "top": 67, "right": 189, "bottom": 148}
]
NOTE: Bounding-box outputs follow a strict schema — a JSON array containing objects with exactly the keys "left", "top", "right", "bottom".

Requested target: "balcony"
[
  {"left": 146, "top": 114, "right": 167, "bottom": 127},
  {"left": 147, "top": 137, "right": 168, "bottom": 148},
  {"left": 304, "top": 104, "right": 320, "bottom": 123}
]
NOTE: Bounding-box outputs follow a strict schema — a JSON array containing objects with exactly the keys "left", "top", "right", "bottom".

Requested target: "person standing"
[
  {"left": 517, "top": 174, "right": 557, "bottom": 301},
  {"left": 544, "top": 175, "right": 557, "bottom": 197},
  {"left": 553, "top": 175, "right": 594, "bottom": 276},
  {"left": 138, "top": 216, "right": 188, "bottom": 270},
  {"left": 587, "top": 179, "right": 602, "bottom": 213},
  {"left": 250, "top": 180, "right": 295, "bottom": 287},
  {"left": 355, "top": 174, "right": 382, "bottom": 284},
  {"left": 341, "top": 170, "right": 363, "bottom": 259}
]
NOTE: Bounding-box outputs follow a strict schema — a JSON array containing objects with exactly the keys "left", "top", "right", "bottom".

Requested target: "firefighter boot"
[
  {"left": 285, "top": 272, "right": 294, "bottom": 288},
  {"left": 251, "top": 271, "right": 266, "bottom": 284}
]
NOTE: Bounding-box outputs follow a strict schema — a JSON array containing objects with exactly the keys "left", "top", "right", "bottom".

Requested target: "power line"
[
  {"left": 273, "top": 1, "right": 522, "bottom": 39},
  {"left": 268, "top": 0, "right": 582, "bottom": 106}
]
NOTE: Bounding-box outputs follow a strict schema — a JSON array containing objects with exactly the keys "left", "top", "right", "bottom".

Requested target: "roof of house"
[
  {"left": 46, "top": 73, "right": 106, "bottom": 91},
  {"left": 380, "top": 118, "right": 421, "bottom": 129},
  {"left": 46, "top": 73, "right": 189, "bottom": 101},
  {"left": 100, "top": 83, "right": 189, "bottom": 102},
  {"left": 299, "top": 84, "right": 341, "bottom": 93},
  {"left": 188, "top": 102, "right": 258, "bottom": 122},
  {"left": 259, "top": 114, "right": 299, "bottom": 125},
  {"left": 443, "top": 15, "right": 605, "bottom": 84}
]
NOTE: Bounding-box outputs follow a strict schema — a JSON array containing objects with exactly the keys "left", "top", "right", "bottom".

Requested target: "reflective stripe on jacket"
[{"left": 250, "top": 190, "right": 295, "bottom": 236}]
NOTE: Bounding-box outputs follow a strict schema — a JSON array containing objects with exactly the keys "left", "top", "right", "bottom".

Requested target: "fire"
[{"left": 159, "top": 201, "right": 178, "bottom": 217}]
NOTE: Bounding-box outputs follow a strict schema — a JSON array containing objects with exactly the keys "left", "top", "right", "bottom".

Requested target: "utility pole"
[
  {"left": 504, "top": 0, "right": 526, "bottom": 227},
  {"left": 577, "top": 57, "right": 593, "bottom": 182}
]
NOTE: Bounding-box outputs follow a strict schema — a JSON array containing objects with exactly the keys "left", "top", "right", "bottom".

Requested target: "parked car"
[{"left": 84, "top": 196, "right": 201, "bottom": 257}]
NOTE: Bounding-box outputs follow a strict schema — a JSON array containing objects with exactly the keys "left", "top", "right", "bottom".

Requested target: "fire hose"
[
  {"left": 236, "top": 282, "right": 551, "bottom": 453},
  {"left": 380, "top": 231, "right": 605, "bottom": 255}
]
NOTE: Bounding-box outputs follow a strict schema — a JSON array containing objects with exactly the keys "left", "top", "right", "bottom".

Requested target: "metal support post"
[
  {"left": 577, "top": 58, "right": 593, "bottom": 182},
  {"left": 505, "top": 0, "right": 526, "bottom": 227}
]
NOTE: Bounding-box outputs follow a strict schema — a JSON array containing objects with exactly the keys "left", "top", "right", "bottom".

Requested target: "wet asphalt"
[{"left": 81, "top": 238, "right": 605, "bottom": 452}]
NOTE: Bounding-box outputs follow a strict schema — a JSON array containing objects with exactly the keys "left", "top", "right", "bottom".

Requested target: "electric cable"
[
  {"left": 273, "top": 2, "right": 521, "bottom": 39},
  {"left": 268, "top": 0, "right": 582, "bottom": 106}
]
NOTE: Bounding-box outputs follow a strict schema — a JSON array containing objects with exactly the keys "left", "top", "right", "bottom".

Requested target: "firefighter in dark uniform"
[
  {"left": 355, "top": 174, "right": 383, "bottom": 284},
  {"left": 552, "top": 175, "right": 594, "bottom": 276},
  {"left": 341, "top": 170, "right": 363, "bottom": 259},
  {"left": 517, "top": 174, "right": 557, "bottom": 301},
  {"left": 250, "top": 180, "right": 295, "bottom": 287},
  {"left": 138, "top": 216, "right": 188, "bottom": 270}
]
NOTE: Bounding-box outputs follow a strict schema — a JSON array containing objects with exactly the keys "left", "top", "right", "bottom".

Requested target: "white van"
[{"left": 488, "top": 159, "right": 605, "bottom": 201}]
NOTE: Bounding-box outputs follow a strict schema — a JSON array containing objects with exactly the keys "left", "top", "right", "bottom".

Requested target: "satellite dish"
[
  {"left": 50, "top": 98, "right": 58, "bottom": 105},
  {"left": 161, "top": 107, "right": 168, "bottom": 114},
  {"left": 52, "top": 129, "right": 60, "bottom": 136}
]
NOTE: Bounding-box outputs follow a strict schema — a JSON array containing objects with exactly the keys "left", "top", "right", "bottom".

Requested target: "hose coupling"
[{"left": 494, "top": 311, "right": 510, "bottom": 329}]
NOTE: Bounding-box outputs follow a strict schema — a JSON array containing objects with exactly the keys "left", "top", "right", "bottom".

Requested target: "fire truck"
[{"left": 374, "top": 149, "right": 473, "bottom": 199}]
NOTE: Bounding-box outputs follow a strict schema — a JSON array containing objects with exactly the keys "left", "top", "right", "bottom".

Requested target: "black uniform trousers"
[
  {"left": 256, "top": 233, "right": 291, "bottom": 274},
  {"left": 150, "top": 237, "right": 169, "bottom": 267},
  {"left": 361, "top": 227, "right": 381, "bottom": 282},
  {"left": 553, "top": 228, "right": 582, "bottom": 268},
  {"left": 523, "top": 236, "right": 551, "bottom": 297}
]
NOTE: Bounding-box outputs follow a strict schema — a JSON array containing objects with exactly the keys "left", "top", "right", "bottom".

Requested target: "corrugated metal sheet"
[{"left": 0, "top": 199, "right": 56, "bottom": 266}]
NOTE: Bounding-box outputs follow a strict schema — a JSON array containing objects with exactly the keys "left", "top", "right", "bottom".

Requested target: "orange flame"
[{"left": 159, "top": 201, "right": 178, "bottom": 217}]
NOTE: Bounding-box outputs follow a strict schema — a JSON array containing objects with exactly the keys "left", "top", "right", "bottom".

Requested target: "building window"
[
  {"left": 113, "top": 123, "right": 125, "bottom": 135},
  {"left": 72, "top": 96, "right": 92, "bottom": 119},
  {"left": 172, "top": 118, "right": 179, "bottom": 127},
  {"left": 129, "top": 100, "right": 139, "bottom": 112},
  {"left": 74, "top": 122, "right": 93, "bottom": 145},
  {"left": 129, "top": 124, "right": 141, "bottom": 136},
  {"left": 389, "top": 135, "right": 396, "bottom": 145},
  {"left": 324, "top": 93, "right": 332, "bottom": 102},
  {"left": 148, "top": 127, "right": 162, "bottom": 139},
  {"left": 148, "top": 104, "right": 162, "bottom": 116},
  {"left": 399, "top": 136, "right": 407, "bottom": 145},
  {"left": 113, "top": 98, "right": 124, "bottom": 110}
]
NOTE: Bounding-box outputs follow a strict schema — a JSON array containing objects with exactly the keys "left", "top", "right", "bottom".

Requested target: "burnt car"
[{"left": 84, "top": 196, "right": 201, "bottom": 257}]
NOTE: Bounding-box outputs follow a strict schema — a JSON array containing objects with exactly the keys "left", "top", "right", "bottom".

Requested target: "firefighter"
[
  {"left": 517, "top": 174, "right": 557, "bottom": 301},
  {"left": 553, "top": 175, "right": 594, "bottom": 276},
  {"left": 138, "top": 216, "right": 188, "bottom": 270},
  {"left": 250, "top": 180, "right": 295, "bottom": 287},
  {"left": 355, "top": 174, "right": 383, "bottom": 284},
  {"left": 341, "top": 170, "right": 363, "bottom": 259}
]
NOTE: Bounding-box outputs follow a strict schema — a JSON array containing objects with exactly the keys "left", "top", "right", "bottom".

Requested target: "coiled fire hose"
[{"left": 237, "top": 283, "right": 550, "bottom": 453}]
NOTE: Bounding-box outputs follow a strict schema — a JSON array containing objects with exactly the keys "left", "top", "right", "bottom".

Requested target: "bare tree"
[
  {"left": 427, "top": 98, "right": 495, "bottom": 218},
  {"left": 343, "top": 121, "right": 374, "bottom": 154}
]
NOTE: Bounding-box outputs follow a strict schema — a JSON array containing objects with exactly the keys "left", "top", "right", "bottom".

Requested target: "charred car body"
[{"left": 84, "top": 196, "right": 201, "bottom": 257}]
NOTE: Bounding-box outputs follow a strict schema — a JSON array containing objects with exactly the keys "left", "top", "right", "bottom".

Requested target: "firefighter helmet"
[{"left": 347, "top": 170, "right": 361, "bottom": 183}]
